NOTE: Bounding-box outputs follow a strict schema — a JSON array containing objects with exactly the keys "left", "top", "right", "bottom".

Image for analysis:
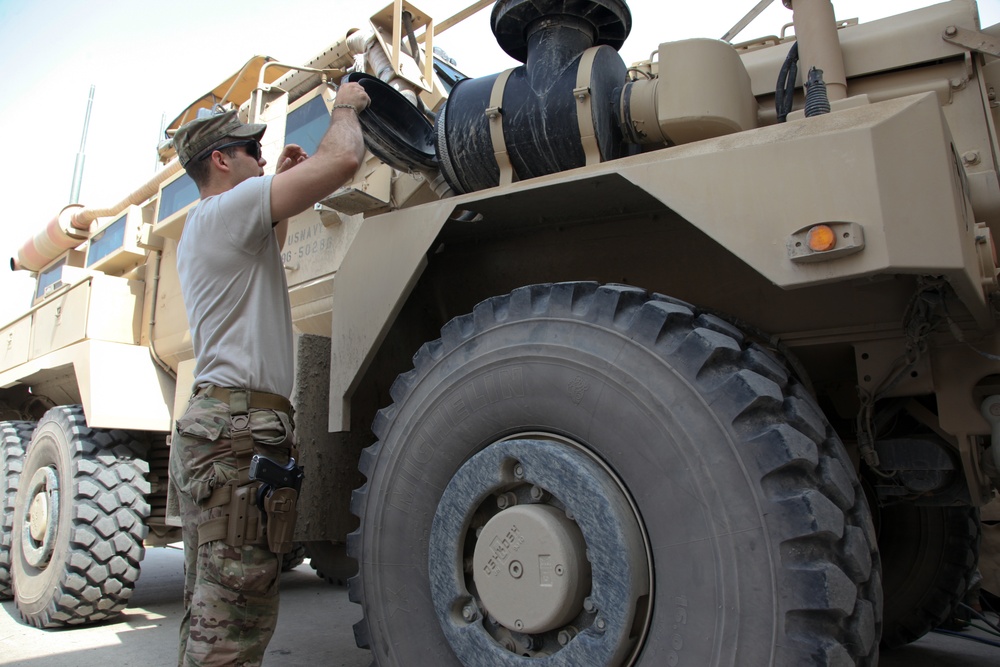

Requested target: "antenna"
[
  {"left": 156, "top": 112, "right": 167, "bottom": 172},
  {"left": 69, "top": 84, "right": 95, "bottom": 204}
]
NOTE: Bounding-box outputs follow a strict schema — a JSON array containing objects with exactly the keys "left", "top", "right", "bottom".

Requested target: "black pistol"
[{"left": 249, "top": 454, "right": 304, "bottom": 494}]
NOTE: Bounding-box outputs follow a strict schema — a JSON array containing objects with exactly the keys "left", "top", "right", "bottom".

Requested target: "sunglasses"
[{"left": 197, "top": 139, "right": 261, "bottom": 162}]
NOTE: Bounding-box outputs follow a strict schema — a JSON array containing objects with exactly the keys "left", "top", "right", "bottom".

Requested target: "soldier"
[{"left": 168, "top": 80, "right": 370, "bottom": 666}]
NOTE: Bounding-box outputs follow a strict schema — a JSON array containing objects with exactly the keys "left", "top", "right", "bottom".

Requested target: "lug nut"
[
  {"left": 557, "top": 626, "right": 578, "bottom": 646},
  {"left": 462, "top": 604, "right": 478, "bottom": 622}
]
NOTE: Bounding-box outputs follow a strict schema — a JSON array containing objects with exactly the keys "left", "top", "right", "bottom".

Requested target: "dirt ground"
[{"left": 1, "top": 545, "right": 998, "bottom": 666}]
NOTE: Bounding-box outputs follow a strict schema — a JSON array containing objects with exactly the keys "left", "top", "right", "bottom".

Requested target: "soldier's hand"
[{"left": 334, "top": 82, "right": 370, "bottom": 114}]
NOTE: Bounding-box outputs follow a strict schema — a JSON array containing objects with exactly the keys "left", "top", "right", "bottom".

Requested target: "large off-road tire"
[
  {"left": 281, "top": 542, "right": 307, "bottom": 572},
  {"left": 349, "top": 283, "right": 881, "bottom": 666},
  {"left": 305, "top": 540, "right": 357, "bottom": 584},
  {"left": 11, "top": 405, "right": 151, "bottom": 627},
  {"left": 877, "top": 503, "right": 980, "bottom": 648},
  {"left": 1, "top": 420, "right": 35, "bottom": 598}
]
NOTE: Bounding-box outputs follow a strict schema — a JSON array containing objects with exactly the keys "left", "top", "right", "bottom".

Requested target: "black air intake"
[
  {"left": 436, "top": 0, "right": 632, "bottom": 193},
  {"left": 352, "top": 0, "right": 632, "bottom": 195}
]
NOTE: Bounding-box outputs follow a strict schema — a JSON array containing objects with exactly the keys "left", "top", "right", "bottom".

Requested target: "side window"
[
  {"left": 285, "top": 95, "right": 330, "bottom": 155},
  {"left": 158, "top": 173, "right": 199, "bottom": 222},
  {"left": 87, "top": 213, "right": 128, "bottom": 266},
  {"left": 35, "top": 258, "right": 66, "bottom": 300}
]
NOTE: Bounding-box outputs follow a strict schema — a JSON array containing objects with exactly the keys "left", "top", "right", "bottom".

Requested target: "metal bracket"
[
  {"left": 488, "top": 68, "right": 517, "bottom": 186},
  {"left": 369, "top": 0, "right": 436, "bottom": 92},
  {"left": 575, "top": 47, "right": 601, "bottom": 167},
  {"left": 943, "top": 25, "right": 1000, "bottom": 57}
]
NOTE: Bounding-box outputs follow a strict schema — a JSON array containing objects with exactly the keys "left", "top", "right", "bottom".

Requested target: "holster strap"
[
  {"left": 197, "top": 480, "right": 266, "bottom": 548},
  {"left": 198, "top": 516, "right": 230, "bottom": 546},
  {"left": 227, "top": 389, "right": 255, "bottom": 486},
  {"left": 204, "top": 483, "right": 233, "bottom": 509}
]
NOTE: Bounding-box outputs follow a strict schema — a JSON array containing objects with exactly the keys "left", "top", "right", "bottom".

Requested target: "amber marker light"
[{"left": 807, "top": 224, "right": 837, "bottom": 252}]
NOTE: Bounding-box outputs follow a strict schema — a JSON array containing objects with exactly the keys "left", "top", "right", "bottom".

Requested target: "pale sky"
[{"left": 1, "top": 0, "right": 998, "bottom": 317}]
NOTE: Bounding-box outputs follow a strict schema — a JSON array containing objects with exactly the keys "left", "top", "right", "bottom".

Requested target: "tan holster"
[
  {"left": 195, "top": 389, "right": 299, "bottom": 554},
  {"left": 261, "top": 487, "right": 299, "bottom": 554}
]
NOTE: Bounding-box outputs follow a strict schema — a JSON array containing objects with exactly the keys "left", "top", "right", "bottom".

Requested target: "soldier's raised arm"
[{"left": 269, "top": 81, "right": 370, "bottom": 222}]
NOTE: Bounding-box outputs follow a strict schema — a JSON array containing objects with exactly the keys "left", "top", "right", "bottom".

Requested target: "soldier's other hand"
[{"left": 275, "top": 144, "right": 308, "bottom": 174}]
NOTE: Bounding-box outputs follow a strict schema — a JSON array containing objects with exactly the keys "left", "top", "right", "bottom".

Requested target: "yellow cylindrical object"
[
  {"left": 12, "top": 205, "right": 89, "bottom": 272},
  {"left": 11, "top": 158, "right": 183, "bottom": 272}
]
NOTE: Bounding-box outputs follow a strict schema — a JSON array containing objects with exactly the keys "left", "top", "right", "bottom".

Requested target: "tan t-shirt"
[{"left": 176, "top": 175, "right": 293, "bottom": 398}]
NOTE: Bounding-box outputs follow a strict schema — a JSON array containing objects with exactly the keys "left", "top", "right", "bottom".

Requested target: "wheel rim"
[
  {"left": 21, "top": 466, "right": 59, "bottom": 569},
  {"left": 429, "top": 435, "right": 652, "bottom": 665}
]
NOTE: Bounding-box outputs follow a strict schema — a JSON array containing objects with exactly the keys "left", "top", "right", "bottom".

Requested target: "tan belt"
[{"left": 195, "top": 384, "right": 292, "bottom": 415}]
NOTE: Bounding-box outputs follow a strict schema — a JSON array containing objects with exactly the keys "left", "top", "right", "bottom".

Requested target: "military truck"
[{"left": 2, "top": 0, "right": 999, "bottom": 663}]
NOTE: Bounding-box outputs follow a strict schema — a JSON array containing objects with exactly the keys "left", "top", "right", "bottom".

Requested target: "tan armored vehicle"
[{"left": 2, "top": 0, "right": 999, "bottom": 663}]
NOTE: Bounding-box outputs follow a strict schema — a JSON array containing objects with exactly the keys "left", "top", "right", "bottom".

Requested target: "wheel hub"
[
  {"left": 429, "top": 436, "right": 651, "bottom": 665},
  {"left": 22, "top": 466, "right": 59, "bottom": 569},
  {"left": 472, "top": 503, "right": 590, "bottom": 634},
  {"left": 28, "top": 492, "right": 48, "bottom": 542}
]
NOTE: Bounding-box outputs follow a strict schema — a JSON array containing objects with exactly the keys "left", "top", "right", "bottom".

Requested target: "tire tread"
[
  {"left": 12, "top": 406, "right": 150, "bottom": 628},
  {"left": 349, "top": 283, "right": 881, "bottom": 665},
  {"left": 0, "top": 420, "right": 34, "bottom": 599}
]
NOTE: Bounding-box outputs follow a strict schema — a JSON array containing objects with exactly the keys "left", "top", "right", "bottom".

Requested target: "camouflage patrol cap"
[{"left": 173, "top": 109, "right": 266, "bottom": 167}]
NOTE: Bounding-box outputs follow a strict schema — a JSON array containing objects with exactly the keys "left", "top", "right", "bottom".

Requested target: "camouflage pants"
[{"left": 169, "top": 394, "right": 295, "bottom": 667}]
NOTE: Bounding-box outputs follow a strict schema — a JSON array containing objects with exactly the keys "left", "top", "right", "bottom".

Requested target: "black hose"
[
  {"left": 775, "top": 41, "right": 799, "bottom": 123},
  {"left": 401, "top": 12, "right": 424, "bottom": 73}
]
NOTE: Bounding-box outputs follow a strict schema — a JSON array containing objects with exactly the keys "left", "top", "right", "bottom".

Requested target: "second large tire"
[
  {"left": 349, "top": 282, "right": 882, "bottom": 666},
  {"left": 878, "top": 503, "right": 980, "bottom": 648},
  {"left": 1, "top": 420, "right": 35, "bottom": 598},
  {"left": 11, "top": 405, "right": 151, "bottom": 627},
  {"left": 305, "top": 540, "right": 357, "bottom": 584}
]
